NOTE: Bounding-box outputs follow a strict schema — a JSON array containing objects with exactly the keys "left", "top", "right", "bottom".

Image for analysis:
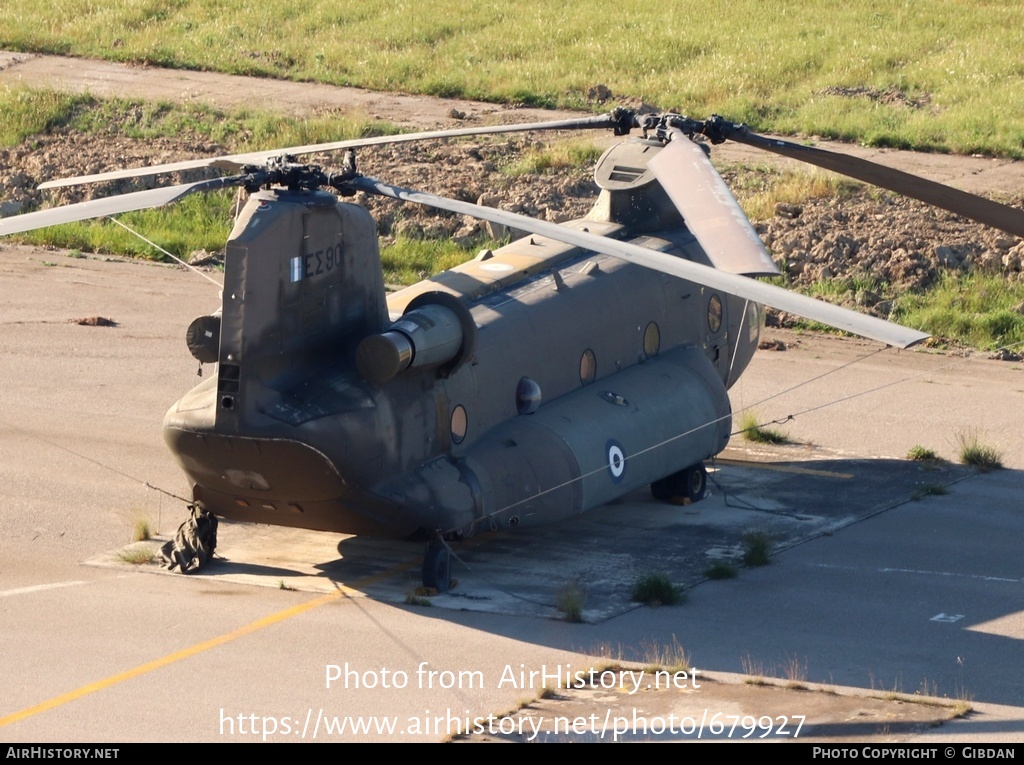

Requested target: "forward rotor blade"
[
  {"left": 352, "top": 177, "right": 928, "bottom": 349},
  {"left": 648, "top": 136, "right": 780, "bottom": 276},
  {"left": 0, "top": 176, "right": 244, "bottom": 235},
  {"left": 38, "top": 114, "right": 620, "bottom": 190},
  {"left": 731, "top": 127, "right": 1024, "bottom": 238}
]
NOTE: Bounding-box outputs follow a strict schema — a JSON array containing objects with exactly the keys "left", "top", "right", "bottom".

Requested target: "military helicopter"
[{"left": 2, "top": 109, "right": 1022, "bottom": 591}]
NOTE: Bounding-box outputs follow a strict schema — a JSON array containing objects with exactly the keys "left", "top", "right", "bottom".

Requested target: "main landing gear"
[
  {"left": 650, "top": 462, "right": 708, "bottom": 504},
  {"left": 421, "top": 538, "right": 453, "bottom": 593}
]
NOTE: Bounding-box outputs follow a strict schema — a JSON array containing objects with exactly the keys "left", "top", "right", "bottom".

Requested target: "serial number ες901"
[{"left": 301, "top": 246, "right": 343, "bottom": 279}]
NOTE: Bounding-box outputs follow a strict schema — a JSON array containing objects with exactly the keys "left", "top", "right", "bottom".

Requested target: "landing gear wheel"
[
  {"left": 676, "top": 463, "right": 707, "bottom": 503},
  {"left": 651, "top": 463, "right": 708, "bottom": 505},
  {"left": 421, "top": 542, "right": 452, "bottom": 593}
]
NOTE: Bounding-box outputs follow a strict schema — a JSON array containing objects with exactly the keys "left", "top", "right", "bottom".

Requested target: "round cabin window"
[
  {"left": 450, "top": 405, "right": 467, "bottom": 444},
  {"left": 708, "top": 294, "right": 723, "bottom": 333},
  {"left": 643, "top": 321, "right": 660, "bottom": 358},
  {"left": 579, "top": 349, "right": 597, "bottom": 385}
]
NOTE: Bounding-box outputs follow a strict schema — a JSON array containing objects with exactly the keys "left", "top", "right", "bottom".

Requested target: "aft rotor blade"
[
  {"left": 731, "top": 127, "right": 1024, "bottom": 238},
  {"left": 352, "top": 177, "right": 929, "bottom": 349},
  {"left": 0, "top": 176, "right": 244, "bottom": 235},
  {"left": 649, "top": 136, "right": 780, "bottom": 276},
  {"left": 38, "top": 113, "right": 621, "bottom": 190}
]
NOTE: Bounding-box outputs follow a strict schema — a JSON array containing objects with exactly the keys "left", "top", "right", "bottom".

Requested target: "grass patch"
[
  {"left": 737, "top": 410, "right": 792, "bottom": 445},
  {"left": 20, "top": 191, "right": 237, "bottom": 261},
  {"left": 580, "top": 643, "right": 627, "bottom": 671},
  {"left": 404, "top": 591, "right": 433, "bottom": 607},
  {"left": 870, "top": 678, "right": 974, "bottom": 717},
  {"left": 951, "top": 701, "right": 974, "bottom": 718},
  {"left": 911, "top": 484, "right": 950, "bottom": 501},
  {"left": 742, "top": 654, "right": 809, "bottom": 688},
  {"left": 117, "top": 546, "right": 156, "bottom": 565},
  {"left": 891, "top": 273, "right": 1024, "bottom": 351},
  {"left": 502, "top": 139, "right": 603, "bottom": 177},
  {"left": 704, "top": 561, "right": 738, "bottom": 580},
  {"left": 66, "top": 95, "right": 402, "bottom": 152},
  {"left": 804, "top": 272, "right": 886, "bottom": 302},
  {"left": 2, "top": 89, "right": 402, "bottom": 153},
  {"left": 130, "top": 516, "right": 151, "bottom": 542},
  {"left": 742, "top": 532, "right": 772, "bottom": 567},
  {"left": 639, "top": 636, "right": 691, "bottom": 674},
  {"left": 556, "top": 581, "right": 586, "bottom": 623},
  {"left": 3, "top": 3, "right": 1024, "bottom": 156},
  {"left": 0, "top": 86, "right": 90, "bottom": 148},
  {"left": 631, "top": 573, "right": 684, "bottom": 607},
  {"left": 581, "top": 639, "right": 691, "bottom": 676},
  {"left": 956, "top": 430, "right": 1003, "bottom": 472},
  {"left": 784, "top": 656, "right": 808, "bottom": 689},
  {"left": 739, "top": 170, "right": 860, "bottom": 221},
  {"left": 741, "top": 655, "right": 767, "bottom": 685},
  {"left": 907, "top": 445, "right": 941, "bottom": 462},
  {"left": 771, "top": 271, "right": 1024, "bottom": 352}
]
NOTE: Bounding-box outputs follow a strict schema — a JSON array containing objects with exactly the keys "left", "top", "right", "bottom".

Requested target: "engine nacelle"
[{"left": 356, "top": 296, "right": 475, "bottom": 384}]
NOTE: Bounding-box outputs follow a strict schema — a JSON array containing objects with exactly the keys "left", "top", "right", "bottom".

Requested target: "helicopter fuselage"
[{"left": 163, "top": 140, "right": 761, "bottom": 539}]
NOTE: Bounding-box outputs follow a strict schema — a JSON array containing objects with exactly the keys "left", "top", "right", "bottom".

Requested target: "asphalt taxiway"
[{"left": 2, "top": 246, "right": 1023, "bottom": 741}]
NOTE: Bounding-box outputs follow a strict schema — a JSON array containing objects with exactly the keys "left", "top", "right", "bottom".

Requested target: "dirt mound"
[
  {"left": 759, "top": 192, "right": 1024, "bottom": 302},
  {"left": 0, "top": 130, "right": 225, "bottom": 214},
  {"left": 2, "top": 127, "right": 1022, "bottom": 304}
]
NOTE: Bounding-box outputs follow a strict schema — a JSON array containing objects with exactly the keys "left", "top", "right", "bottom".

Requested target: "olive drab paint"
[{"left": 13, "top": 108, "right": 1012, "bottom": 589}]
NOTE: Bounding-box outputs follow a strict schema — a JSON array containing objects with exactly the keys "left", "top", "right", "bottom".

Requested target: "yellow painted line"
[
  {"left": 0, "top": 559, "right": 416, "bottom": 728},
  {"left": 716, "top": 458, "right": 854, "bottom": 479}
]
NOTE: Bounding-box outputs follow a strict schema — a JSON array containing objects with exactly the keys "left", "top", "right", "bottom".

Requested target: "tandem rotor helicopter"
[{"left": 2, "top": 108, "right": 1022, "bottom": 591}]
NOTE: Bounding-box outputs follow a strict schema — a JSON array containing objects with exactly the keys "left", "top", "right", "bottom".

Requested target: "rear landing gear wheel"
[
  {"left": 422, "top": 542, "right": 452, "bottom": 593},
  {"left": 650, "top": 462, "right": 708, "bottom": 504},
  {"left": 677, "top": 463, "right": 707, "bottom": 503}
]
